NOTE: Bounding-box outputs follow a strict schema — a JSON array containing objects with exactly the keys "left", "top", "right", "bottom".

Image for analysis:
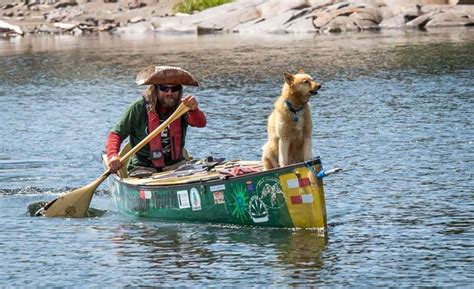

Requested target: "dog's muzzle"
[{"left": 310, "top": 84, "right": 321, "bottom": 95}]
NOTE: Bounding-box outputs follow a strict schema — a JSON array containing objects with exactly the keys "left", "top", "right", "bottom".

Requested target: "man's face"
[{"left": 157, "top": 84, "right": 181, "bottom": 108}]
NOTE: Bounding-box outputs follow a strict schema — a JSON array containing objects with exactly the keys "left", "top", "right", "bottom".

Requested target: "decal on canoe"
[
  {"left": 290, "top": 194, "right": 313, "bottom": 205},
  {"left": 177, "top": 190, "right": 191, "bottom": 209},
  {"left": 210, "top": 184, "right": 226, "bottom": 192},
  {"left": 213, "top": 191, "right": 225, "bottom": 204},
  {"left": 190, "top": 188, "right": 201, "bottom": 211},
  {"left": 246, "top": 180, "right": 254, "bottom": 192},
  {"left": 256, "top": 176, "right": 285, "bottom": 209},
  {"left": 139, "top": 190, "right": 152, "bottom": 199},
  {"left": 229, "top": 183, "right": 249, "bottom": 222},
  {"left": 249, "top": 195, "right": 269, "bottom": 223},
  {"left": 287, "top": 177, "right": 311, "bottom": 189}
]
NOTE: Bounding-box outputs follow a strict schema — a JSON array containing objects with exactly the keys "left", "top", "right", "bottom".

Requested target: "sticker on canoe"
[
  {"left": 213, "top": 191, "right": 225, "bottom": 204},
  {"left": 229, "top": 183, "right": 249, "bottom": 222},
  {"left": 290, "top": 194, "right": 314, "bottom": 205},
  {"left": 249, "top": 195, "right": 269, "bottom": 223},
  {"left": 256, "top": 176, "right": 285, "bottom": 209},
  {"left": 190, "top": 188, "right": 201, "bottom": 211},
  {"left": 246, "top": 180, "right": 254, "bottom": 192},
  {"left": 287, "top": 178, "right": 311, "bottom": 189},
  {"left": 177, "top": 190, "right": 190, "bottom": 209},
  {"left": 210, "top": 184, "right": 226, "bottom": 192},
  {"left": 139, "top": 190, "right": 152, "bottom": 200}
]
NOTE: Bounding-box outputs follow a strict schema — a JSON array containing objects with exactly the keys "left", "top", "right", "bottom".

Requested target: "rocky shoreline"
[{"left": 1, "top": 0, "right": 473, "bottom": 36}]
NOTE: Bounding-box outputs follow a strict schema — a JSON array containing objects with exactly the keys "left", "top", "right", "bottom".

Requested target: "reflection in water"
[{"left": 108, "top": 222, "right": 328, "bottom": 285}]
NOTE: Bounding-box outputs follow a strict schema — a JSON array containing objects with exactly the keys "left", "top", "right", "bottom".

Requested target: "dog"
[{"left": 262, "top": 69, "right": 321, "bottom": 170}]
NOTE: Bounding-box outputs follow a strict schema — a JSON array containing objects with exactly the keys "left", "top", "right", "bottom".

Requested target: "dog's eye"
[{"left": 303, "top": 80, "right": 309, "bottom": 83}]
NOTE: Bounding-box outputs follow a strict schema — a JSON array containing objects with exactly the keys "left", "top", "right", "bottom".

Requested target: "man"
[{"left": 106, "top": 66, "right": 206, "bottom": 177}]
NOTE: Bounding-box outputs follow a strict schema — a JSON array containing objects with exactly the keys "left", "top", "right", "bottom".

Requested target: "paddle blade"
[{"left": 38, "top": 173, "right": 109, "bottom": 218}]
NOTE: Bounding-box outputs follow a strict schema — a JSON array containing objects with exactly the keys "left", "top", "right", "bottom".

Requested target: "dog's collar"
[{"left": 285, "top": 100, "right": 305, "bottom": 122}]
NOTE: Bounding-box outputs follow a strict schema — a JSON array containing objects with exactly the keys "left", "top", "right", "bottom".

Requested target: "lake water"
[{"left": 0, "top": 29, "right": 473, "bottom": 286}]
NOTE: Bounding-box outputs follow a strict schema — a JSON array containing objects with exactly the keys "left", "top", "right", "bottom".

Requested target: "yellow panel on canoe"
[{"left": 279, "top": 167, "right": 326, "bottom": 229}]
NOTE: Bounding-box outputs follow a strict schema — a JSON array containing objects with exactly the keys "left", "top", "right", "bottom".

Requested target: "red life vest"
[{"left": 147, "top": 109, "right": 187, "bottom": 169}]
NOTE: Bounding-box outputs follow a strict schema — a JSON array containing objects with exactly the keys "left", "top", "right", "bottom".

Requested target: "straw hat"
[{"left": 135, "top": 65, "right": 199, "bottom": 86}]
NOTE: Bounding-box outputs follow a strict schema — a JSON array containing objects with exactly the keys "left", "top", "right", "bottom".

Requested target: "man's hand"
[
  {"left": 108, "top": 156, "right": 122, "bottom": 173},
  {"left": 182, "top": 95, "right": 199, "bottom": 111}
]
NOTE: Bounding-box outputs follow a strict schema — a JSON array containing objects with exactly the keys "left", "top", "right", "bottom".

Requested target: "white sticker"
[
  {"left": 286, "top": 179, "right": 299, "bottom": 189},
  {"left": 190, "top": 188, "right": 201, "bottom": 211},
  {"left": 210, "top": 184, "right": 226, "bottom": 192},
  {"left": 177, "top": 190, "right": 190, "bottom": 209},
  {"left": 144, "top": 191, "right": 152, "bottom": 199},
  {"left": 302, "top": 194, "right": 313, "bottom": 204}
]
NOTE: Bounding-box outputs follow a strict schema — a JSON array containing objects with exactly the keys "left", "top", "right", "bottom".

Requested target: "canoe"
[{"left": 104, "top": 155, "right": 328, "bottom": 232}]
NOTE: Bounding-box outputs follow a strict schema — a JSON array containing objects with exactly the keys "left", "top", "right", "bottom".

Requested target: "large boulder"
[
  {"left": 256, "top": 0, "right": 310, "bottom": 19},
  {"left": 0, "top": 20, "right": 24, "bottom": 35},
  {"left": 235, "top": 8, "right": 311, "bottom": 33}
]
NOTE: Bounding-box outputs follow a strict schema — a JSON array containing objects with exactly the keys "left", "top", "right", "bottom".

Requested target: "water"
[{"left": 1, "top": 29, "right": 473, "bottom": 286}]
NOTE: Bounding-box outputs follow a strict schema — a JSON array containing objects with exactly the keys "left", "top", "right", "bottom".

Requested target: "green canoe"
[{"left": 105, "top": 156, "right": 328, "bottom": 232}]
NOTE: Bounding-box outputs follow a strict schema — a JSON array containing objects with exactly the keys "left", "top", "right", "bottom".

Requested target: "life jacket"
[{"left": 143, "top": 97, "right": 188, "bottom": 168}]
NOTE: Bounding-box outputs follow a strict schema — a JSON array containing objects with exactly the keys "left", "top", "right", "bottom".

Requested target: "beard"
[{"left": 158, "top": 94, "right": 180, "bottom": 109}]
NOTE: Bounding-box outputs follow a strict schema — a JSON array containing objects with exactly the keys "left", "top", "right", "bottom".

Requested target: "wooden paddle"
[{"left": 36, "top": 102, "right": 190, "bottom": 218}]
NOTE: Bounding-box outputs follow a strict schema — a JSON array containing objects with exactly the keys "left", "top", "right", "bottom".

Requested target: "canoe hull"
[{"left": 108, "top": 158, "right": 327, "bottom": 231}]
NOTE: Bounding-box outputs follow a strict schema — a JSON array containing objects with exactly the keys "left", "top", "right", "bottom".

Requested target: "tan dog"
[{"left": 262, "top": 69, "right": 321, "bottom": 170}]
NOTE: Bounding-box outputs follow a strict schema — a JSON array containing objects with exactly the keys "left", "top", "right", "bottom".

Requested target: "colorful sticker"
[
  {"left": 213, "top": 191, "right": 225, "bottom": 204},
  {"left": 190, "top": 188, "right": 201, "bottom": 211},
  {"left": 246, "top": 180, "right": 254, "bottom": 192},
  {"left": 230, "top": 183, "right": 249, "bottom": 222},
  {"left": 290, "top": 194, "right": 314, "bottom": 205},
  {"left": 177, "top": 190, "right": 190, "bottom": 209}
]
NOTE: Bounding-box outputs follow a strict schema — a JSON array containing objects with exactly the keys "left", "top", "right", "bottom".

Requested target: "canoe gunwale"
[{"left": 110, "top": 157, "right": 322, "bottom": 190}]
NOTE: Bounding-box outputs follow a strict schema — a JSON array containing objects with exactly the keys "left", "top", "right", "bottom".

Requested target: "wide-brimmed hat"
[{"left": 135, "top": 65, "right": 199, "bottom": 86}]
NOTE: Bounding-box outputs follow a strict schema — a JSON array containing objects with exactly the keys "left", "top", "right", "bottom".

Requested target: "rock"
[
  {"left": 426, "top": 10, "right": 474, "bottom": 26},
  {"left": 284, "top": 14, "right": 319, "bottom": 33},
  {"left": 0, "top": 20, "right": 24, "bottom": 35},
  {"left": 128, "top": 16, "right": 145, "bottom": 23},
  {"left": 36, "top": 24, "right": 61, "bottom": 34},
  {"left": 235, "top": 8, "right": 311, "bottom": 33},
  {"left": 54, "top": 22, "right": 78, "bottom": 30},
  {"left": 351, "top": 17, "right": 380, "bottom": 30},
  {"left": 405, "top": 11, "right": 438, "bottom": 28},
  {"left": 196, "top": 6, "right": 261, "bottom": 33},
  {"left": 116, "top": 21, "right": 153, "bottom": 33},
  {"left": 321, "top": 15, "right": 360, "bottom": 33},
  {"left": 98, "top": 22, "right": 118, "bottom": 31},
  {"left": 128, "top": 0, "right": 146, "bottom": 10},
  {"left": 1, "top": 3, "right": 18, "bottom": 9},
  {"left": 256, "top": 0, "right": 310, "bottom": 19},
  {"left": 379, "top": 14, "right": 407, "bottom": 28},
  {"left": 54, "top": 1, "right": 78, "bottom": 9},
  {"left": 313, "top": 10, "right": 334, "bottom": 27},
  {"left": 72, "top": 27, "right": 83, "bottom": 34}
]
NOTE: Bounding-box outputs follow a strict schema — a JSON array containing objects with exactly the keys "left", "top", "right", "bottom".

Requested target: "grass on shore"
[{"left": 173, "top": 0, "right": 233, "bottom": 14}]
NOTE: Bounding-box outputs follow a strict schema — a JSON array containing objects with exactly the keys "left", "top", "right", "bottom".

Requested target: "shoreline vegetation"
[{"left": 0, "top": 0, "right": 473, "bottom": 37}]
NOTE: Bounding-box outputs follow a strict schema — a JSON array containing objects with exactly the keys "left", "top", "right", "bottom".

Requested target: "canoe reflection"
[{"left": 109, "top": 222, "right": 329, "bottom": 280}]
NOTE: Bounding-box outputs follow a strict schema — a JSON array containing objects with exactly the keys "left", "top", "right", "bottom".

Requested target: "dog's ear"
[
  {"left": 284, "top": 72, "right": 294, "bottom": 85},
  {"left": 299, "top": 68, "right": 305, "bottom": 74}
]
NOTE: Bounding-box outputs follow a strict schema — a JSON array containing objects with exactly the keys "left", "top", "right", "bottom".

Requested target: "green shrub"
[{"left": 173, "top": 0, "right": 234, "bottom": 14}]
